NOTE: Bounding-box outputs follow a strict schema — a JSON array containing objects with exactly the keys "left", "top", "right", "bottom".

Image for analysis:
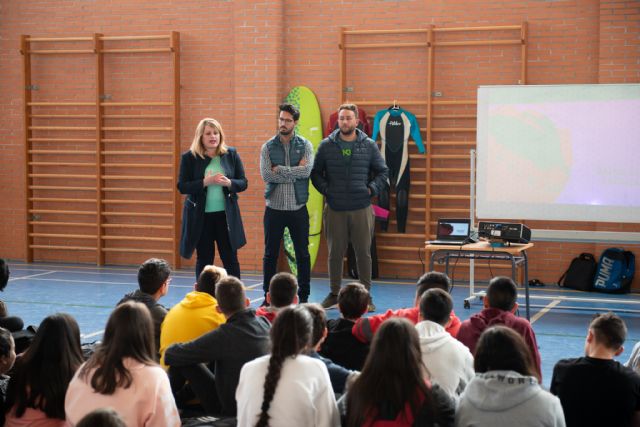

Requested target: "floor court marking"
[
  {"left": 9, "top": 266, "right": 262, "bottom": 280},
  {"left": 9, "top": 271, "right": 57, "bottom": 281},
  {"left": 11, "top": 277, "right": 198, "bottom": 289},
  {"left": 9, "top": 262, "right": 263, "bottom": 278},
  {"left": 250, "top": 296, "right": 265, "bottom": 304},
  {"left": 531, "top": 299, "right": 562, "bottom": 324},
  {"left": 82, "top": 330, "right": 105, "bottom": 340}
]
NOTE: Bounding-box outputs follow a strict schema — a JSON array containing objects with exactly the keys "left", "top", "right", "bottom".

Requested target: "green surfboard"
[{"left": 283, "top": 86, "right": 323, "bottom": 275}]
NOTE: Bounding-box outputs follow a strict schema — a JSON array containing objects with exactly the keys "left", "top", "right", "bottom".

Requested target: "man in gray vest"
[{"left": 260, "top": 103, "right": 314, "bottom": 303}]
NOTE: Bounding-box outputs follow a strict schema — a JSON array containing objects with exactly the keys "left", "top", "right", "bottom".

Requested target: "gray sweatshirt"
[
  {"left": 626, "top": 341, "right": 640, "bottom": 374},
  {"left": 455, "top": 370, "right": 565, "bottom": 427}
]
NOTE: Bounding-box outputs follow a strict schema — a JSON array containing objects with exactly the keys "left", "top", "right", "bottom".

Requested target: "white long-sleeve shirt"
[{"left": 236, "top": 354, "right": 340, "bottom": 427}]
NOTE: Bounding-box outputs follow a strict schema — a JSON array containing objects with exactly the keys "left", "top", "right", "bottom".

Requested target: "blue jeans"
[{"left": 262, "top": 206, "right": 310, "bottom": 300}]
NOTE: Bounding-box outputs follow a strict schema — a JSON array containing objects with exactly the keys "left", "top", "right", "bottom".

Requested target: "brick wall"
[{"left": 1, "top": 0, "right": 638, "bottom": 288}]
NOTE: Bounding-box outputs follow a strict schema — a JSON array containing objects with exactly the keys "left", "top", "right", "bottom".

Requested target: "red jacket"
[
  {"left": 352, "top": 306, "right": 461, "bottom": 344},
  {"left": 456, "top": 307, "right": 542, "bottom": 379},
  {"left": 255, "top": 306, "right": 277, "bottom": 324},
  {"left": 325, "top": 107, "right": 372, "bottom": 137}
]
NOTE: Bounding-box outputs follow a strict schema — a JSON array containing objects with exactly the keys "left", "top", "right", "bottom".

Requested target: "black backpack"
[{"left": 558, "top": 253, "right": 597, "bottom": 292}]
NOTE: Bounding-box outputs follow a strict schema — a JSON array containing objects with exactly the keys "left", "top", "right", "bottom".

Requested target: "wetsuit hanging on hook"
[{"left": 372, "top": 104, "right": 425, "bottom": 233}]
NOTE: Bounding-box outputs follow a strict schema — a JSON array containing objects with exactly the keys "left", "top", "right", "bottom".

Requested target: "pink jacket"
[{"left": 65, "top": 358, "right": 180, "bottom": 427}]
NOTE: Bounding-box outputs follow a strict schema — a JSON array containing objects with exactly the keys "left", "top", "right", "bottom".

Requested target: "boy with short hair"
[
  {"left": 117, "top": 258, "right": 172, "bottom": 359},
  {"left": 256, "top": 272, "right": 298, "bottom": 323},
  {"left": 320, "top": 282, "right": 370, "bottom": 371},
  {"left": 352, "top": 271, "right": 461, "bottom": 343},
  {"left": 165, "top": 277, "right": 270, "bottom": 416},
  {"left": 551, "top": 312, "right": 640, "bottom": 427},
  {"left": 159, "top": 265, "right": 227, "bottom": 368},
  {"left": 416, "top": 288, "right": 474, "bottom": 399},
  {"left": 457, "top": 276, "right": 541, "bottom": 379}
]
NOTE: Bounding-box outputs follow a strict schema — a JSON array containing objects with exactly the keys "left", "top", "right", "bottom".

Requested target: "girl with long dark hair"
[
  {"left": 65, "top": 301, "right": 180, "bottom": 427},
  {"left": 236, "top": 305, "right": 339, "bottom": 427},
  {"left": 4, "top": 313, "right": 83, "bottom": 427},
  {"left": 345, "top": 317, "right": 455, "bottom": 427}
]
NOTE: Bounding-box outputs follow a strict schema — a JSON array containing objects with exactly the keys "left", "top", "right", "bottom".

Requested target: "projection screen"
[{"left": 476, "top": 84, "right": 640, "bottom": 224}]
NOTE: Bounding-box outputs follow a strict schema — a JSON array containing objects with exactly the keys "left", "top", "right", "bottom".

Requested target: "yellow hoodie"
[{"left": 159, "top": 290, "right": 226, "bottom": 369}]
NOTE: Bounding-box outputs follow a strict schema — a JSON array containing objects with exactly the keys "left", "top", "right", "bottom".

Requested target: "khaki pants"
[{"left": 324, "top": 205, "right": 375, "bottom": 294}]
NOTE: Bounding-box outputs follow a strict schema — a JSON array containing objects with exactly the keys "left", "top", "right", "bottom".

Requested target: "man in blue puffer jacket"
[{"left": 311, "top": 104, "right": 388, "bottom": 312}]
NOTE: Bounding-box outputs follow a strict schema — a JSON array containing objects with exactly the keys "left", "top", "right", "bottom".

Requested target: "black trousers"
[
  {"left": 169, "top": 364, "right": 221, "bottom": 416},
  {"left": 195, "top": 211, "right": 241, "bottom": 280},
  {"left": 262, "top": 206, "right": 310, "bottom": 300},
  {"left": 379, "top": 138, "right": 410, "bottom": 233}
]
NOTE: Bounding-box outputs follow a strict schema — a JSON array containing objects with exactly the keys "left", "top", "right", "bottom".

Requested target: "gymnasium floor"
[{"left": 4, "top": 260, "right": 640, "bottom": 388}]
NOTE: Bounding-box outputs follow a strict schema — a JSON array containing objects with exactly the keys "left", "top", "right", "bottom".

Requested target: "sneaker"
[{"left": 321, "top": 293, "right": 338, "bottom": 309}]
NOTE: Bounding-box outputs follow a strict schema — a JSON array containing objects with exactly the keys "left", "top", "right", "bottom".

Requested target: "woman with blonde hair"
[{"left": 178, "top": 118, "right": 248, "bottom": 279}]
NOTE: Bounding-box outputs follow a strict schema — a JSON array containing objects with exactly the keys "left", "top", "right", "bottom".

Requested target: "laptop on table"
[{"left": 427, "top": 218, "right": 472, "bottom": 246}]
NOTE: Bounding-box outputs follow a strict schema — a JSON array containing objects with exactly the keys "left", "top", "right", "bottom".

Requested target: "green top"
[
  {"left": 205, "top": 156, "right": 226, "bottom": 213},
  {"left": 336, "top": 136, "right": 353, "bottom": 167}
]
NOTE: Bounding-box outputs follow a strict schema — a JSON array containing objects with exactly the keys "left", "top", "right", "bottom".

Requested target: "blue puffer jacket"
[{"left": 311, "top": 128, "right": 388, "bottom": 211}]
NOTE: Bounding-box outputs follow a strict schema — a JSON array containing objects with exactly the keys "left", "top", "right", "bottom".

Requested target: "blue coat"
[
  {"left": 311, "top": 128, "right": 388, "bottom": 211},
  {"left": 177, "top": 147, "right": 248, "bottom": 259}
]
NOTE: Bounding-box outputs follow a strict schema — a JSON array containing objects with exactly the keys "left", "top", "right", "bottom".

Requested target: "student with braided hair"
[{"left": 235, "top": 305, "right": 339, "bottom": 427}]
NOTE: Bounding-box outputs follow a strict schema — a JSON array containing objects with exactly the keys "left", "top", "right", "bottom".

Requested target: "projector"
[{"left": 478, "top": 221, "right": 531, "bottom": 244}]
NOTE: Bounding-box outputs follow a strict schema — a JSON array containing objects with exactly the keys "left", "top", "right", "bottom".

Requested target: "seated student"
[
  {"left": 5, "top": 313, "right": 84, "bottom": 427},
  {"left": 457, "top": 276, "right": 542, "bottom": 380},
  {"left": 117, "top": 258, "right": 172, "bottom": 360},
  {"left": 0, "top": 327, "right": 17, "bottom": 427},
  {"left": 256, "top": 272, "right": 298, "bottom": 323},
  {"left": 456, "top": 326, "right": 565, "bottom": 427},
  {"left": 165, "top": 277, "right": 271, "bottom": 417},
  {"left": 352, "top": 271, "right": 461, "bottom": 343},
  {"left": 0, "top": 259, "right": 24, "bottom": 332},
  {"left": 65, "top": 302, "right": 180, "bottom": 427},
  {"left": 76, "top": 408, "right": 126, "bottom": 427},
  {"left": 236, "top": 306, "right": 339, "bottom": 427},
  {"left": 159, "top": 265, "right": 227, "bottom": 368},
  {"left": 304, "top": 303, "right": 356, "bottom": 395},
  {"left": 551, "top": 312, "right": 640, "bottom": 427},
  {"left": 626, "top": 341, "right": 640, "bottom": 374},
  {"left": 345, "top": 317, "right": 455, "bottom": 427},
  {"left": 319, "top": 282, "right": 370, "bottom": 371},
  {"left": 416, "top": 288, "right": 474, "bottom": 400}
]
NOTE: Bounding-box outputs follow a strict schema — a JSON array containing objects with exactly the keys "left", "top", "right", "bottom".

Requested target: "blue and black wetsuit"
[{"left": 372, "top": 107, "right": 425, "bottom": 233}]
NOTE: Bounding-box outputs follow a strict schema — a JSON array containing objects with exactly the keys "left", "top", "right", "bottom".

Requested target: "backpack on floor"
[
  {"left": 592, "top": 248, "right": 635, "bottom": 294},
  {"left": 558, "top": 253, "right": 597, "bottom": 292}
]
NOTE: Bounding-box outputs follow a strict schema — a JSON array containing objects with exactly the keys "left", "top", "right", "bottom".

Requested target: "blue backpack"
[{"left": 592, "top": 248, "right": 635, "bottom": 293}]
